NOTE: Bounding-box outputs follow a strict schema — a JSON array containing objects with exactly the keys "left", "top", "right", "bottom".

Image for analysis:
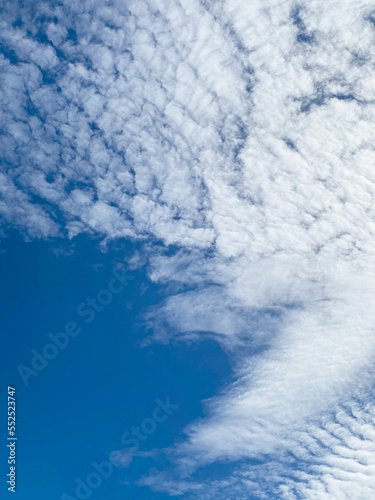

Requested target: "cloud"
[{"left": 3, "top": 0, "right": 375, "bottom": 497}]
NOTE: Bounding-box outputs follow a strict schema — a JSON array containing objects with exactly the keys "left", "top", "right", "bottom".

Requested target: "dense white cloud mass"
[{"left": 2, "top": 0, "right": 375, "bottom": 497}]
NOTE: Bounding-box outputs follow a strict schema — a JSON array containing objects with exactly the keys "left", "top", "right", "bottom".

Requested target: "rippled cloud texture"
[{"left": 3, "top": 0, "right": 375, "bottom": 498}]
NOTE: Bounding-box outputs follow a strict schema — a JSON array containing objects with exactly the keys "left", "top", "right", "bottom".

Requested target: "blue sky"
[
  {"left": 0, "top": 231, "right": 232, "bottom": 499},
  {"left": 3, "top": 1, "right": 375, "bottom": 499}
]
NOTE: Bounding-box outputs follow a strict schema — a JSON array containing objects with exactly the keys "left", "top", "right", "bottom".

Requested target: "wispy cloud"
[{"left": 3, "top": 0, "right": 375, "bottom": 497}]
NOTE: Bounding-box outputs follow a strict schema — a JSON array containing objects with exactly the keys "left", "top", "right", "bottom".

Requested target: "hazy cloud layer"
[{"left": 2, "top": 0, "right": 375, "bottom": 497}]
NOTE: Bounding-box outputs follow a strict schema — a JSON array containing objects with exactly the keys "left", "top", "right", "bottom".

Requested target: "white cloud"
[{"left": 3, "top": 0, "right": 375, "bottom": 497}]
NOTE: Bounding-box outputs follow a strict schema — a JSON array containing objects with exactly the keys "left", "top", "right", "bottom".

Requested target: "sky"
[{"left": 2, "top": 0, "right": 375, "bottom": 499}]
